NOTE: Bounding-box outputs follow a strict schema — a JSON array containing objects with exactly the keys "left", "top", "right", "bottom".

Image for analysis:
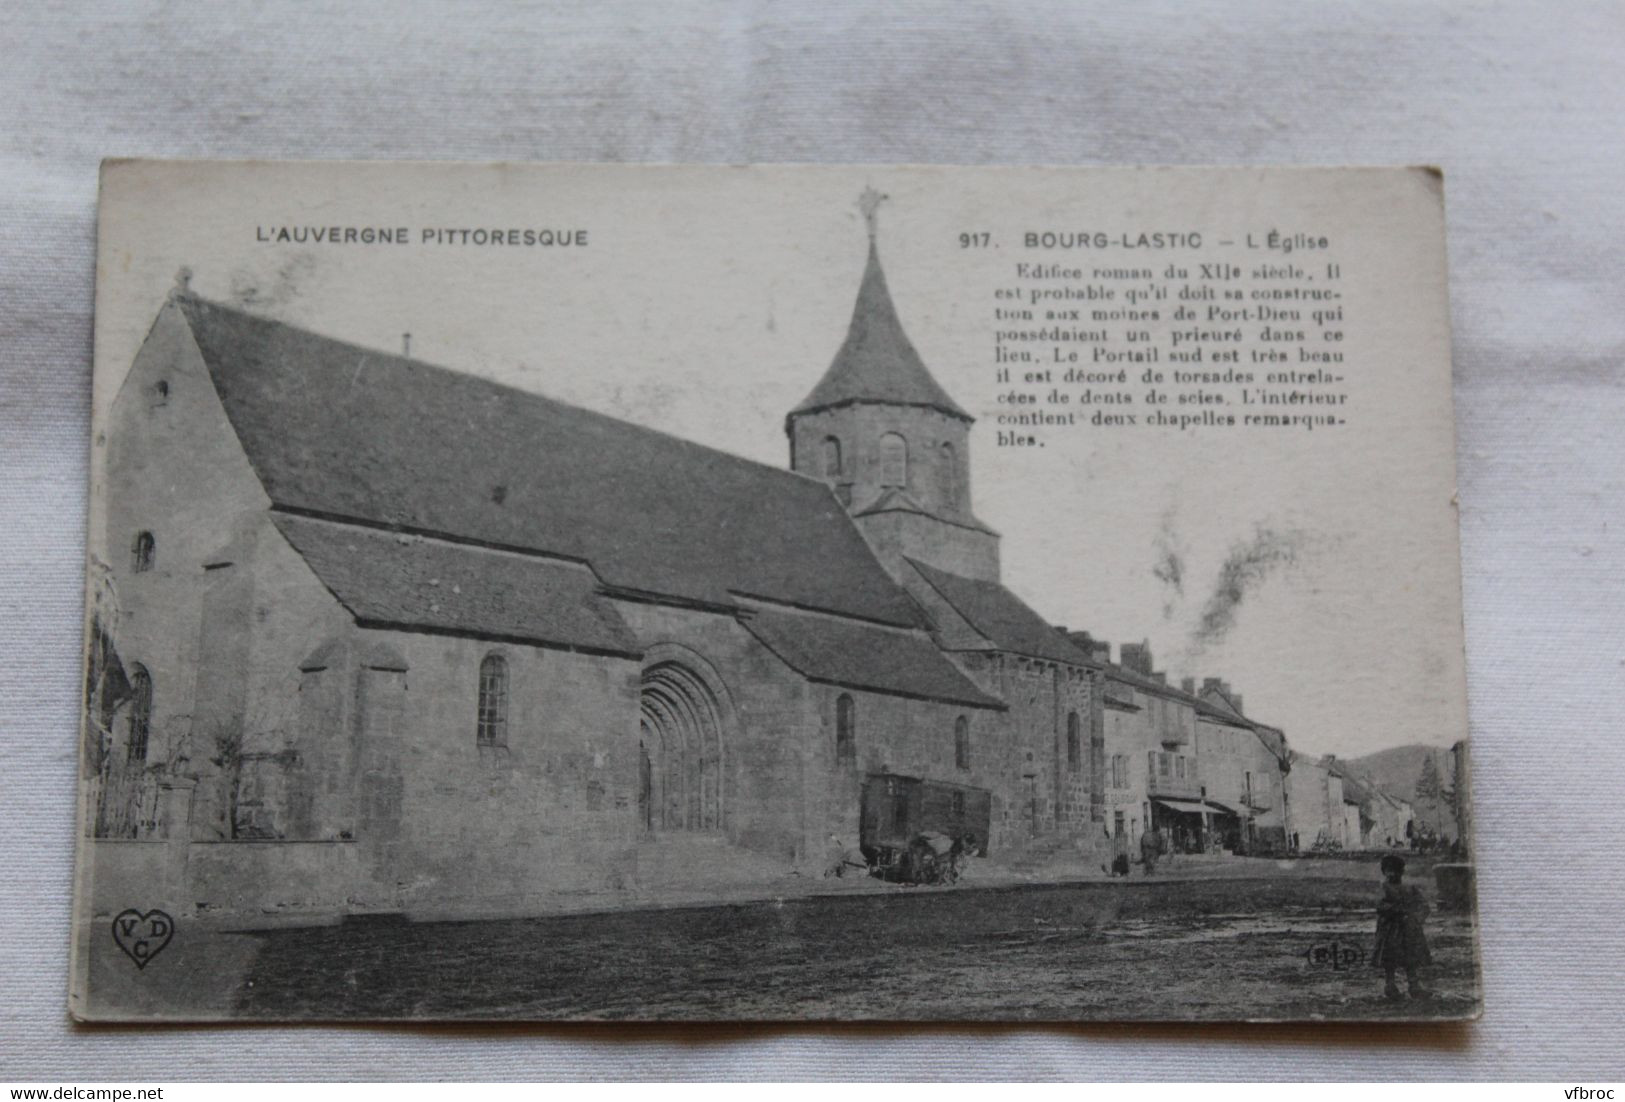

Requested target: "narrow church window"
[
  {"left": 127, "top": 664, "right": 152, "bottom": 763},
  {"left": 822, "top": 436, "right": 842, "bottom": 478},
  {"left": 879, "top": 433, "right": 908, "bottom": 487},
  {"left": 477, "top": 654, "right": 508, "bottom": 747},
  {"left": 940, "top": 441, "right": 957, "bottom": 503},
  {"left": 1066, "top": 711, "right": 1081, "bottom": 771},
  {"left": 954, "top": 715, "right": 970, "bottom": 770},
  {"left": 835, "top": 693, "right": 856, "bottom": 765},
  {"left": 132, "top": 531, "right": 155, "bottom": 573}
]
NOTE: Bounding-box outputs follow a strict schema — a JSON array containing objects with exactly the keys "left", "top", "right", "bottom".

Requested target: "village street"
[{"left": 152, "top": 862, "right": 1475, "bottom": 1022}]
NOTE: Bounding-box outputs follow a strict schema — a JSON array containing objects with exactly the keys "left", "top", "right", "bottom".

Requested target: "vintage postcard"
[{"left": 72, "top": 161, "right": 1477, "bottom": 1021}]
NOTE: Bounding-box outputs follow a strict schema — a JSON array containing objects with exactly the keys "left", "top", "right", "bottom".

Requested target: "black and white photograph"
[{"left": 73, "top": 162, "right": 1476, "bottom": 1022}]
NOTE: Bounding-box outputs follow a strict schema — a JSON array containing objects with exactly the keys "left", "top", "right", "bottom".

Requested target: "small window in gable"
[
  {"left": 477, "top": 653, "right": 508, "bottom": 747},
  {"left": 132, "top": 531, "right": 155, "bottom": 573},
  {"left": 1066, "top": 712, "right": 1081, "bottom": 771}
]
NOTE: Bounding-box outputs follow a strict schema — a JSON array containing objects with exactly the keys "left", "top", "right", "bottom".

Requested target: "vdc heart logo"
[{"left": 111, "top": 909, "right": 174, "bottom": 970}]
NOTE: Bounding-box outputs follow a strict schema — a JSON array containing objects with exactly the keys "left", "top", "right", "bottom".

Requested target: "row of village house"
[{"left": 1055, "top": 634, "right": 1419, "bottom": 859}]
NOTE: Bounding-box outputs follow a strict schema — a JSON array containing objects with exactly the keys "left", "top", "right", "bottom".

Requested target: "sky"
[{"left": 92, "top": 162, "right": 1469, "bottom": 760}]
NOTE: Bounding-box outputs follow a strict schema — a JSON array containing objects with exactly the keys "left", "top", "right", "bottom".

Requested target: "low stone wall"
[{"left": 185, "top": 839, "right": 360, "bottom": 921}]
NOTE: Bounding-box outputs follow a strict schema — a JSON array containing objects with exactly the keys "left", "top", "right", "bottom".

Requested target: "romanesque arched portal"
[{"left": 637, "top": 662, "right": 724, "bottom": 833}]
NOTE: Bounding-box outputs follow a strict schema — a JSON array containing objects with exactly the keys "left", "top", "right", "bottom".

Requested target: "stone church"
[{"left": 88, "top": 223, "right": 1288, "bottom": 919}]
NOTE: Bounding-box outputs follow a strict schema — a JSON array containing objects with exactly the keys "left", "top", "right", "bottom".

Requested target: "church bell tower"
[{"left": 787, "top": 189, "right": 1000, "bottom": 582}]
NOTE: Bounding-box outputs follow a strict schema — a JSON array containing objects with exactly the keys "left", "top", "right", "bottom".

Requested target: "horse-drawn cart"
[{"left": 860, "top": 772, "right": 991, "bottom": 884}]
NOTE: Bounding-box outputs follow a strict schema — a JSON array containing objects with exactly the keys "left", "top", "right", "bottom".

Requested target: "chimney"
[
  {"left": 1054, "top": 625, "right": 1069, "bottom": 636},
  {"left": 1151, "top": 672, "right": 1167, "bottom": 685},
  {"left": 174, "top": 266, "right": 193, "bottom": 293},
  {"left": 1120, "top": 641, "right": 1153, "bottom": 676},
  {"left": 1093, "top": 641, "right": 1111, "bottom": 663},
  {"left": 1181, "top": 677, "right": 1196, "bottom": 694},
  {"left": 402, "top": 333, "right": 412, "bottom": 358},
  {"left": 1232, "top": 693, "right": 1244, "bottom": 714}
]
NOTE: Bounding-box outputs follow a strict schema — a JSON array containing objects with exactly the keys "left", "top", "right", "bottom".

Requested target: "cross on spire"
[{"left": 858, "top": 186, "right": 887, "bottom": 242}]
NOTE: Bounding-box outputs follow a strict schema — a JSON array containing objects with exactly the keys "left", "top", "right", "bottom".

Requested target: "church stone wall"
[
  {"left": 855, "top": 511, "right": 1001, "bottom": 583},
  {"left": 805, "top": 680, "right": 1005, "bottom": 854},
  {"left": 101, "top": 301, "right": 272, "bottom": 776},
  {"left": 341, "top": 626, "right": 642, "bottom": 912}
]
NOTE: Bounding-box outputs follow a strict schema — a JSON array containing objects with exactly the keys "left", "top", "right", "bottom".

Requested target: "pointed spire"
[{"left": 791, "top": 197, "right": 971, "bottom": 423}]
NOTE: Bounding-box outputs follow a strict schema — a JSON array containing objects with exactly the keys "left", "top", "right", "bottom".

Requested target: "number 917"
[{"left": 959, "top": 232, "right": 992, "bottom": 248}]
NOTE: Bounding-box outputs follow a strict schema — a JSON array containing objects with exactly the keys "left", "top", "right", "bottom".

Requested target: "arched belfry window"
[
  {"left": 954, "top": 715, "right": 970, "bottom": 771},
  {"left": 822, "top": 436, "right": 843, "bottom": 478},
  {"left": 1067, "top": 711, "right": 1081, "bottom": 772},
  {"left": 879, "top": 433, "right": 908, "bottom": 488},
  {"left": 941, "top": 441, "right": 958, "bottom": 504},
  {"left": 835, "top": 693, "right": 856, "bottom": 766},
  {"left": 477, "top": 654, "right": 508, "bottom": 747},
  {"left": 127, "top": 665, "right": 152, "bottom": 763},
  {"left": 132, "top": 531, "right": 155, "bottom": 573}
]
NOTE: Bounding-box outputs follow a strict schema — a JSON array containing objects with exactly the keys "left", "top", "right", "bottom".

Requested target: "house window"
[
  {"left": 879, "top": 433, "right": 908, "bottom": 487},
  {"left": 132, "top": 531, "right": 155, "bottom": 573},
  {"left": 1148, "top": 750, "right": 1158, "bottom": 777},
  {"left": 1175, "top": 756, "right": 1186, "bottom": 780},
  {"left": 476, "top": 654, "right": 508, "bottom": 747},
  {"left": 1066, "top": 711, "right": 1081, "bottom": 771},
  {"left": 940, "top": 441, "right": 958, "bottom": 503},
  {"left": 952, "top": 791, "right": 966, "bottom": 818},
  {"left": 954, "top": 715, "right": 970, "bottom": 770},
  {"left": 127, "top": 664, "right": 152, "bottom": 763},
  {"left": 1114, "top": 810, "right": 1125, "bottom": 837},
  {"left": 822, "top": 436, "right": 842, "bottom": 478},
  {"left": 836, "top": 693, "right": 856, "bottom": 766}
]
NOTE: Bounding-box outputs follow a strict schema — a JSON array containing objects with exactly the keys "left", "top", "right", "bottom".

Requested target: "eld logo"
[
  {"left": 111, "top": 908, "right": 174, "bottom": 970},
  {"left": 1304, "top": 941, "right": 1366, "bottom": 970}
]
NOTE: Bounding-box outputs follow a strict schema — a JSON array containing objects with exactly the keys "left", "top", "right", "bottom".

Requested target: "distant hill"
[{"left": 1343, "top": 744, "right": 1458, "bottom": 839}]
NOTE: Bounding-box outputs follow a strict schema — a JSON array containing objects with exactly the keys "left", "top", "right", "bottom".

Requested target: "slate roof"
[
  {"left": 273, "top": 514, "right": 641, "bottom": 657},
  {"left": 176, "top": 295, "right": 921, "bottom": 629},
  {"left": 790, "top": 243, "right": 971, "bottom": 422},
  {"left": 906, "top": 558, "right": 1090, "bottom": 665},
  {"left": 740, "top": 607, "right": 1003, "bottom": 710}
]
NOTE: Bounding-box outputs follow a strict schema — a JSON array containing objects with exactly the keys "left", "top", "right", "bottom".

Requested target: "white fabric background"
[{"left": 3, "top": 0, "right": 1622, "bottom": 1081}]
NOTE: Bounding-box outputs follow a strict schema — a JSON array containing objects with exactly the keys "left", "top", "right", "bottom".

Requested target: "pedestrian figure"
[
  {"left": 1373, "top": 854, "right": 1432, "bottom": 1000},
  {"left": 1139, "top": 826, "right": 1161, "bottom": 875}
]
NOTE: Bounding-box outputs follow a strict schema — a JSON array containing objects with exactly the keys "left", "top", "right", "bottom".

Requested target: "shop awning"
[
  {"left": 1154, "top": 798, "right": 1215, "bottom": 816},
  {"left": 1204, "top": 798, "right": 1245, "bottom": 817}
]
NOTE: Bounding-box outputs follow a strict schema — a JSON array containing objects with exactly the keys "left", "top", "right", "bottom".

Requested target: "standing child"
[{"left": 1373, "top": 854, "right": 1433, "bottom": 999}]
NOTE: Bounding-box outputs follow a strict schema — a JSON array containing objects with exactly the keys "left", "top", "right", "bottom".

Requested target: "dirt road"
[{"left": 221, "top": 871, "right": 1478, "bottom": 1021}]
